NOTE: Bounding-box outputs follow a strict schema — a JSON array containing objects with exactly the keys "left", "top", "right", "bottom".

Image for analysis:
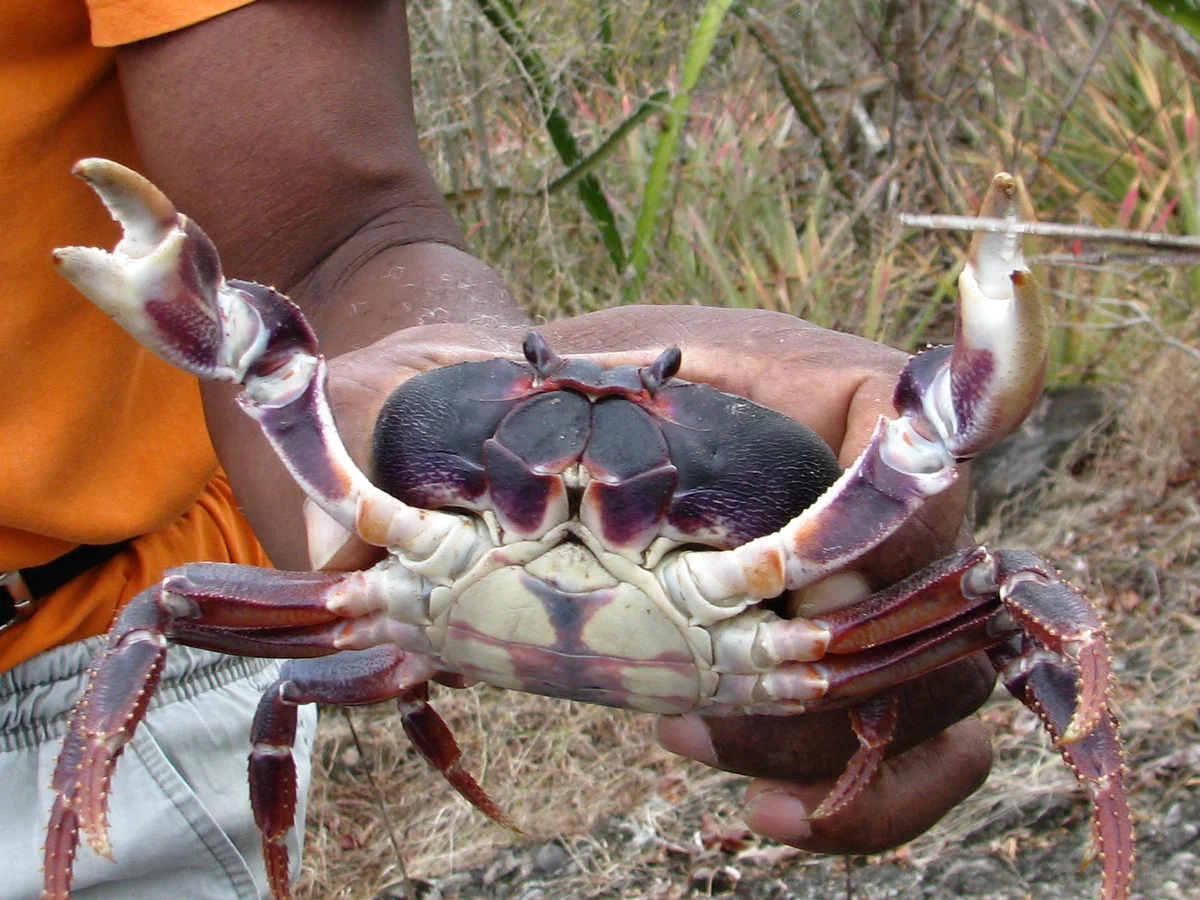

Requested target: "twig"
[
  {"left": 343, "top": 709, "right": 415, "bottom": 900},
  {"left": 468, "top": 19, "right": 500, "bottom": 248},
  {"left": 897, "top": 213, "right": 1200, "bottom": 253},
  {"left": 1036, "top": 250, "right": 1200, "bottom": 267},
  {"left": 1025, "top": 0, "right": 1124, "bottom": 189},
  {"left": 737, "top": 6, "right": 857, "bottom": 199},
  {"left": 1089, "top": 297, "right": 1200, "bottom": 361}
]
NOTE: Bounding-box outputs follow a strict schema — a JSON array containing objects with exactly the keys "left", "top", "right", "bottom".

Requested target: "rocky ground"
[{"left": 380, "top": 770, "right": 1199, "bottom": 900}]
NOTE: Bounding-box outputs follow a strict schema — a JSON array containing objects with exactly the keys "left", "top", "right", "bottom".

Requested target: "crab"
[{"left": 41, "top": 159, "right": 1133, "bottom": 900}]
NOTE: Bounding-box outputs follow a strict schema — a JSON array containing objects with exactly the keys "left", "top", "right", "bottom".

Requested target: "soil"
[{"left": 365, "top": 737, "right": 1199, "bottom": 900}]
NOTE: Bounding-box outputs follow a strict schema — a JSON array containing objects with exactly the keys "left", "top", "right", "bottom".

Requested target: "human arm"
[{"left": 115, "top": 0, "right": 527, "bottom": 570}]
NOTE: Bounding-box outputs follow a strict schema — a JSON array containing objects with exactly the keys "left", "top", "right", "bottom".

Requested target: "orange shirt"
[{"left": 0, "top": 0, "right": 265, "bottom": 671}]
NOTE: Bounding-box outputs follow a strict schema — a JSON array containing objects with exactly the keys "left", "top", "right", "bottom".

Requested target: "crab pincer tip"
[
  {"left": 69, "top": 158, "right": 179, "bottom": 250},
  {"left": 968, "top": 171, "right": 1026, "bottom": 292}
]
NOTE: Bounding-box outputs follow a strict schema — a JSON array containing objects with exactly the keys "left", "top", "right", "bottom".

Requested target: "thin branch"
[
  {"left": 1025, "top": 0, "right": 1123, "bottom": 189},
  {"left": 737, "top": 6, "right": 857, "bottom": 199},
  {"left": 1088, "top": 298, "right": 1200, "bottom": 360},
  {"left": 897, "top": 213, "right": 1200, "bottom": 253},
  {"left": 343, "top": 710, "right": 414, "bottom": 900},
  {"left": 1036, "top": 250, "right": 1200, "bottom": 267}
]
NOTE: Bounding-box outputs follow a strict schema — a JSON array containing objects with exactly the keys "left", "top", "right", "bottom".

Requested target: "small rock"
[
  {"left": 1167, "top": 850, "right": 1198, "bottom": 879},
  {"left": 534, "top": 840, "right": 571, "bottom": 874},
  {"left": 937, "top": 857, "right": 1025, "bottom": 895},
  {"left": 1156, "top": 852, "right": 1200, "bottom": 900},
  {"left": 1167, "top": 822, "right": 1200, "bottom": 854},
  {"left": 431, "top": 872, "right": 473, "bottom": 897},
  {"left": 481, "top": 849, "right": 523, "bottom": 887},
  {"left": 971, "top": 385, "right": 1109, "bottom": 526}
]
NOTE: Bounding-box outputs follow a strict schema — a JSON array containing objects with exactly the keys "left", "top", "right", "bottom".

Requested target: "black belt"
[{"left": 0, "top": 541, "right": 132, "bottom": 634}]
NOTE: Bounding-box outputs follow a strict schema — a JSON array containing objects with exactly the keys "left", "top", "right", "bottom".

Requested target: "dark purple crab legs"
[
  {"left": 47, "top": 160, "right": 1131, "bottom": 900},
  {"left": 41, "top": 565, "right": 514, "bottom": 900}
]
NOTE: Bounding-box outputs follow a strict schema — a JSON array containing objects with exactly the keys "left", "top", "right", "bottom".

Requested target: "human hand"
[{"left": 318, "top": 303, "right": 994, "bottom": 855}]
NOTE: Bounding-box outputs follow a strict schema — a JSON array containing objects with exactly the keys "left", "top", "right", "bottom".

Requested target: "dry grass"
[{"left": 296, "top": 1, "right": 1200, "bottom": 896}]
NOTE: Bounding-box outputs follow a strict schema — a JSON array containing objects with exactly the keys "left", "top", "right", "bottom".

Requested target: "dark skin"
[{"left": 116, "top": 0, "right": 992, "bottom": 858}]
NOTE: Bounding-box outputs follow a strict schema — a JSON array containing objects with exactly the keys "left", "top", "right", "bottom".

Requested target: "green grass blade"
[
  {"left": 475, "top": 0, "right": 626, "bottom": 269},
  {"left": 1146, "top": 0, "right": 1200, "bottom": 41},
  {"left": 545, "top": 91, "right": 669, "bottom": 195},
  {"left": 624, "top": 0, "right": 736, "bottom": 300}
]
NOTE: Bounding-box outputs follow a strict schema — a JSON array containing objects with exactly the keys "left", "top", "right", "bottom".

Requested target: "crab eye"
[
  {"left": 639, "top": 346, "right": 682, "bottom": 394},
  {"left": 522, "top": 331, "right": 561, "bottom": 377}
]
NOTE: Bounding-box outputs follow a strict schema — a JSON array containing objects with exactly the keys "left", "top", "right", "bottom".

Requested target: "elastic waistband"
[{"left": 0, "top": 636, "right": 276, "bottom": 751}]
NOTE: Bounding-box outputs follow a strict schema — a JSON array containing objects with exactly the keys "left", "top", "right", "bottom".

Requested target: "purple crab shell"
[{"left": 372, "top": 338, "right": 841, "bottom": 557}]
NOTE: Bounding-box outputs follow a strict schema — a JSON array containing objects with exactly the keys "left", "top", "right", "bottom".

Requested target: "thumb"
[{"left": 304, "top": 499, "right": 387, "bottom": 571}]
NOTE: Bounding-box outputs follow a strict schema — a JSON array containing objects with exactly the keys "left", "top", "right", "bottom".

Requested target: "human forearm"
[{"left": 115, "top": 1, "right": 527, "bottom": 566}]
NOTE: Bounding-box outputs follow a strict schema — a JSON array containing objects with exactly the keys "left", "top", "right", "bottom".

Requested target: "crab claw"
[
  {"left": 54, "top": 158, "right": 278, "bottom": 384},
  {"left": 671, "top": 172, "right": 1051, "bottom": 606},
  {"left": 55, "top": 159, "right": 470, "bottom": 559},
  {"left": 894, "top": 172, "right": 1049, "bottom": 459}
]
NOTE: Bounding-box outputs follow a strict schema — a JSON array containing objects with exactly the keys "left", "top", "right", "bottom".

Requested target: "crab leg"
[
  {"left": 41, "top": 563, "right": 428, "bottom": 900},
  {"left": 809, "top": 692, "right": 899, "bottom": 818},
  {"left": 701, "top": 548, "right": 1004, "bottom": 705},
  {"left": 991, "top": 637, "right": 1132, "bottom": 900},
  {"left": 53, "top": 159, "right": 467, "bottom": 558},
  {"left": 705, "top": 546, "right": 1114, "bottom": 731},
  {"left": 248, "top": 648, "right": 512, "bottom": 900},
  {"left": 704, "top": 547, "right": 1130, "bottom": 900},
  {"left": 43, "top": 592, "right": 169, "bottom": 900},
  {"left": 675, "top": 173, "right": 1048, "bottom": 602}
]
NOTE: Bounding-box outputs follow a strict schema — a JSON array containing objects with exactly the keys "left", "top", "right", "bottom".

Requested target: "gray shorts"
[{"left": 0, "top": 637, "right": 317, "bottom": 900}]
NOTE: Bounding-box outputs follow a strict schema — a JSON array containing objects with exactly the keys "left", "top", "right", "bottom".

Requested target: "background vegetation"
[{"left": 297, "top": 1, "right": 1200, "bottom": 896}]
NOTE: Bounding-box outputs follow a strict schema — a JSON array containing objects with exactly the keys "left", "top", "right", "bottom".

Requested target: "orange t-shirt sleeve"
[{"left": 86, "top": 0, "right": 258, "bottom": 46}]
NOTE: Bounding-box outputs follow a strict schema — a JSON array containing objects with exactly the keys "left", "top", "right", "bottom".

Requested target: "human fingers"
[
  {"left": 655, "top": 653, "right": 995, "bottom": 782},
  {"left": 739, "top": 717, "right": 993, "bottom": 854}
]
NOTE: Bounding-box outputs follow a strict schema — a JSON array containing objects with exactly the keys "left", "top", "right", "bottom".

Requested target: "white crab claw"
[
  {"left": 54, "top": 158, "right": 266, "bottom": 384},
  {"left": 940, "top": 172, "right": 1049, "bottom": 457}
]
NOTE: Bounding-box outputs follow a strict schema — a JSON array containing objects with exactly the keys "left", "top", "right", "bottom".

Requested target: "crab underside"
[{"left": 41, "top": 161, "right": 1133, "bottom": 900}]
